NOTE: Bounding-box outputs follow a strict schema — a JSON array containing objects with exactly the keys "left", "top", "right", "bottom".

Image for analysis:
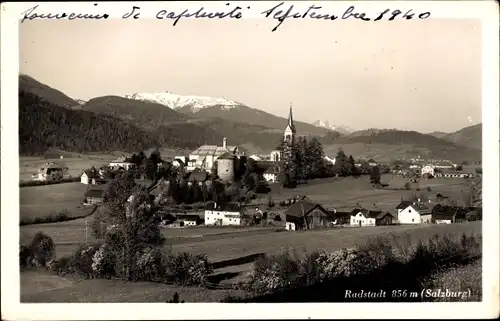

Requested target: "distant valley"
[{"left": 18, "top": 74, "right": 482, "bottom": 162}]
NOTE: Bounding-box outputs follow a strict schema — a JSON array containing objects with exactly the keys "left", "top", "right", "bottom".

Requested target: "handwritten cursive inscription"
[
  {"left": 156, "top": 3, "right": 247, "bottom": 26},
  {"left": 374, "top": 9, "right": 431, "bottom": 21},
  {"left": 20, "top": 4, "right": 109, "bottom": 23},
  {"left": 261, "top": 2, "right": 431, "bottom": 32}
]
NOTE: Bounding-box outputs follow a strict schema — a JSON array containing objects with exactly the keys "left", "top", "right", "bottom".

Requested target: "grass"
[
  {"left": 20, "top": 182, "right": 93, "bottom": 222},
  {"left": 21, "top": 269, "right": 245, "bottom": 303},
  {"left": 263, "top": 175, "right": 473, "bottom": 212},
  {"left": 422, "top": 259, "right": 482, "bottom": 301},
  {"left": 19, "top": 155, "right": 117, "bottom": 181}
]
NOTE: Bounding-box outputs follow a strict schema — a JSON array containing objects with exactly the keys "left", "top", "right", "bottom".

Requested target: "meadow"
[
  {"left": 20, "top": 182, "right": 93, "bottom": 221},
  {"left": 265, "top": 174, "right": 473, "bottom": 212},
  {"left": 19, "top": 171, "right": 481, "bottom": 302}
]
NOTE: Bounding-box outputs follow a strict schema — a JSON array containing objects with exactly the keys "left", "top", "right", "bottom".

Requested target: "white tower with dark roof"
[{"left": 284, "top": 102, "right": 296, "bottom": 143}]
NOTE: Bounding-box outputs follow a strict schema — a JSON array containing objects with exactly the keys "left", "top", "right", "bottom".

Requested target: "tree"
[
  {"left": 94, "top": 173, "right": 164, "bottom": 280},
  {"left": 306, "top": 137, "right": 325, "bottom": 178},
  {"left": 294, "top": 137, "right": 307, "bottom": 181},
  {"left": 369, "top": 166, "right": 381, "bottom": 187},
  {"left": 279, "top": 135, "right": 298, "bottom": 188},
  {"left": 333, "top": 148, "right": 348, "bottom": 176},
  {"left": 347, "top": 155, "right": 357, "bottom": 176}
]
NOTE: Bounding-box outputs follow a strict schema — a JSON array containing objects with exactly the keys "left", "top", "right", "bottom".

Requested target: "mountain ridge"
[{"left": 18, "top": 74, "right": 482, "bottom": 162}]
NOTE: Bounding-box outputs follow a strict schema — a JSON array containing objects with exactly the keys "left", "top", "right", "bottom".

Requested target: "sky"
[{"left": 19, "top": 18, "right": 482, "bottom": 133}]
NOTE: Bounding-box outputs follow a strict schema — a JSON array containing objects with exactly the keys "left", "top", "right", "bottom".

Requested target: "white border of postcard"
[{"left": 2, "top": 1, "right": 499, "bottom": 320}]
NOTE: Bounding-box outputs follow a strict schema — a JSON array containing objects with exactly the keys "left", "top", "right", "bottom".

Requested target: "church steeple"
[
  {"left": 287, "top": 102, "right": 296, "bottom": 133},
  {"left": 284, "top": 102, "right": 296, "bottom": 143}
]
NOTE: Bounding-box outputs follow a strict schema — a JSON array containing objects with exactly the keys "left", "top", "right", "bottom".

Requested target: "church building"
[{"left": 269, "top": 103, "right": 296, "bottom": 163}]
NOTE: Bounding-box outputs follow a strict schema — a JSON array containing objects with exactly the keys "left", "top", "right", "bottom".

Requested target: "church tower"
[{"left": 284, "top": 103, "right": 296, "bottom": 143}]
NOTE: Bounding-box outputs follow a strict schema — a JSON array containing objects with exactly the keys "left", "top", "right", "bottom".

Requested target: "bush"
[
  {"left": 248, "top": 251, "right": 302, "bottom": 295},
  {"left": 135, "top": 247, "right": 165, "bottom": 282},
  {"left": 404, "top": 182, "right": 411, "bottom": 190},
  {"left": 29, "top": 232, "right": 56, "bottom": 267},
  {"left": 19, "top": 244, "right": 33, "bottom": 268},
  {"left": 245, "top": 233, "right": 482, "bottom": 296},
  {"left": 164, "top": 252, "right": 213, "bottom": 285}
]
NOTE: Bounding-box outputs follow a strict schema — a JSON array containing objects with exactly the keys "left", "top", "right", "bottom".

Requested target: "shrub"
[
  {"left": 164, "top": 252, "right": 213, "bottom": 285},
  {"left": 19, "top": 244, "right": 33, "bottom": 268},
  {"left": 404, "top": 182, "right": 411, "bottom": 190},
  {"left": 134, "top": 247, "right": 165, "bottom": 282},
  {"left": 66, "top": 245, "right": 100, "bottom": 278},
  {"left": 245, "top": 233, "right": 482, "bottom": 296},
  {"left": 248, "top": 251, "right": 302, "bottom": 295},
  {"left": 29, "top": 232, "right": 55, "bottom": 267}
]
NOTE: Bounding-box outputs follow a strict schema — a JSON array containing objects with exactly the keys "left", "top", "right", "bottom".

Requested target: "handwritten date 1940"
[{"left": 261, "top": 2, "right": 431, "bottom": 32}]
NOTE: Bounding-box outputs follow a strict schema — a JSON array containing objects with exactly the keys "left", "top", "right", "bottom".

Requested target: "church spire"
[{"left": 287, "top": 102, "right": 296, "bottom": 133}]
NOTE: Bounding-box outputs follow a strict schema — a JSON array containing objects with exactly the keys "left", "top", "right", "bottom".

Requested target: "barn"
[{"left": 284, "top": 200, "right": 332, "bottom": 231}]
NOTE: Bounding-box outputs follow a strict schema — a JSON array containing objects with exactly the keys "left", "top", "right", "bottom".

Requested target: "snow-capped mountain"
[
  {"left": 312, "top": 120, "right": 355, "bottom": 134},
  {"left": 76, "top": 99, "right": 86, "bottom": 105},
  {"left": 124, "top": 91, "right": 243, "bottom": 113}
]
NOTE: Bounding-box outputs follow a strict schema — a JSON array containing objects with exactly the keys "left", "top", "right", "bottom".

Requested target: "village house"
[
  {"left": 263, "top": 165, "right": 279, "bottom": 183},
  {"left": 32, "top": 162, "right": 68, "bottom": 181},
  {"left": 435, "top": 169, "right": 472, "bottom": 179},
  {"left": 79, "top": 168, "right": 105, "bottom": 185},
  {"left": 109, "top": 156, "right": 134, "bottom": 171},
  {"left": 349, "top": 208, "right": 396, "bottom": 227},
  {"left": 204, "top": 201, "right": 245, "bottom": 226},
  {"left": 328, "top": 210, "right": 351, "bottom": 226},
  {"left": 367, "top": 159, "right": 378, "bottom": 167},
  {"left": 175, "top": 214, "right": 202, "bottom": 227},
  {"left": 421, "top": 165, "right": 435, "bottom": 177},
  {"left": 84, "top": 188, "right": 105, "bottom": 205},
  {"left": 284, "top": 200, "right": 332, "bottom": 231},
  {"left": 431, "top": 204, "right": 480, "bottom": 224},
  {"left": 396, "top": 200, "right": 432, "bottom": 224}
]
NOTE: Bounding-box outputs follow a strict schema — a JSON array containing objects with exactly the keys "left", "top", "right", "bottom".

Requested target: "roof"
[
  {"left": 328, "top": 211, "right": 351, "bottom": 218},
  {"left": 189, "top": 145, "right": 238, "bottom": 158},
  {"left": 80, "top": 169, "right": 100, "bottom": 178},
  {"left": 186, "top": 171, "right": 209, "bottom": 182},
  {"left": 431, "top": 205, "right": 478, "bottom": 219},
  {"left": 285, "top": 200, "right": 329, "bottom": 218},
  {"left": 110, "top": 156, "right": 133, "bottom": 163},
  {"left": 217, "top": 152, "right": 237, "bottom": 160},
  {"left": 84, "top": 189, "right": 104, "bottom": 198},
  {"left": 205, "top": 201, "right": 241, "bottom": 212},
  {"left": 286, "top": 106, "right": 296, "bottom": 133},
  {"left": 350, "top": 208, "right": 395, "bottom": 219},
  {"left": 396, "top": 201, "right": 413, "bottom": 209},
  {"left": 396, "top": 201, "right": 430, "bottom": 213}
]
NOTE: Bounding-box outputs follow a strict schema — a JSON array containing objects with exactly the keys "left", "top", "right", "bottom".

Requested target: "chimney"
[{"left": 222, "top": 137, "right": 227, "bottom": 148}]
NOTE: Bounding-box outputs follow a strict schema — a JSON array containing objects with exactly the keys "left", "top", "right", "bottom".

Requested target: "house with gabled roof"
[
  {"left": 204, "top": 201, "right": 245, "bottom": 226},
  {"left": 431, "top": 204, "right": 480, "bottom": 224},
  {"left": 349, "top": 208, "right": 396, "bottom": 227},
  {"left": 284, "top": 200, "right": 332, "bottom": 231},
  {"left": 396, "top": 200, "right": 432, "bottom": 224}
]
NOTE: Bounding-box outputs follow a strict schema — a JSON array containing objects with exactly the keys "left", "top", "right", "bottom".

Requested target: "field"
[
  {"left": 19, "top": 155, "right": 116, "bottom": 181},
  {"left": 264, "top": 174, "right": 474, "bottom": 212},
  {"left": 19, "top": 174, "right": 481, "bottom": 302},
  {"left": 20, "top": 183, "right": 93, "bottom": 221},
  {"left": 19, "top": 148, "right": 190, "bottom": 181}
]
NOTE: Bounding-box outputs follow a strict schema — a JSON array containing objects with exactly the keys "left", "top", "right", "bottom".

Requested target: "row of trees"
[
  {"left": 278, "top": 137, "right": 326, "bottom": 188},
  {"left": 277, "top": 135, "right": 388, "bottom": 188}
]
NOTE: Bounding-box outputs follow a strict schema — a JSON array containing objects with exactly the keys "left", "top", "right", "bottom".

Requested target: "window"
[
  {"left": 412, "top": 219, "right": 414, "bottom": 222},
  {"left": 408, "top": 209, "right": 412, "bottom": 213}
]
